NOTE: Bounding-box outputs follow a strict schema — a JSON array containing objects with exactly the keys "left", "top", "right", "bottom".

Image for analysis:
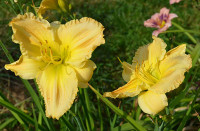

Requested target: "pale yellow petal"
[
  {"left": 36, "top": 65, "right": 78, "bottom": 119},
  {"left": 9, "top": 13, "right": 54, "bottom": 58},
  {"left": 132, "top": 44, "right": 149, "bottom": 65},
  {"left": 148, "top": 36, "right": 167, "bottom": 66},
  {"left": 103, "top": 79, "right": 144, "bottom": 98},
  {"left": 138, "top": 91, "right": 168, "bottom": 115},
  {"left": 149, "top": 54, "right": 192, "bottom": 93},
  {"left": 122, "top": 62, "right": 134, "bottom": 82},
  {"left": 58, "top": 17, "right": 105, "bottom": 67},
  {"left": 165, "top": 44, "right": 186, "bottom": 57},
  {"left": 73, "top": 60, "right": 96, "bottom": 88},
  {"left": 5, "top": 56, "right": 46, "bottom": 79},
  {"left": 38, "top": 0, "right": 59, "bottom": 16}
]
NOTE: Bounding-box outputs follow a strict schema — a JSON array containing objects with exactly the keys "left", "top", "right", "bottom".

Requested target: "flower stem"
[
  {"left": 171, "top": 22, "right": 197, "bottom": 44},
  {"left": 162, "top": 30, "right": 200, "bottom": 34},
  {"left": 88, "top": 84, "right": 147, "bottom": 131}
]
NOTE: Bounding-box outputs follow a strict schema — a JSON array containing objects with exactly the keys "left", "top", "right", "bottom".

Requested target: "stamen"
[
  {"left": 135, "top": 62, "right": 158, "bottom": 85},
  {"left": 141, "top": 66, "right": 158, "bottom": 83},
  {"left": 135, "top": 63, "right": 154, "bottom": 85},
  {"left": 117, "top": 57, "right": 134, "bottom": 71}
]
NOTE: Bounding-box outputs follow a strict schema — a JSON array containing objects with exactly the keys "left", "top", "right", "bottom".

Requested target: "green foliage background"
[{"left": 0, "top": 0, "right": 200, "bottom": 130}]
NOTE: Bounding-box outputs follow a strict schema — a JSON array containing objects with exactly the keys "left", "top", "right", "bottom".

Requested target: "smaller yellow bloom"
[
  {"left": 38, "top": 0, "right": 69, "bottom": 17},
  {"left": 104, "top": 36, "right": 192, "bottom": 115}
]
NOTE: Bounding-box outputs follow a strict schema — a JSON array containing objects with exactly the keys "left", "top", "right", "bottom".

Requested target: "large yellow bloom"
[
  {"left": 104, "top": 37, "right": 192, "bottom": 115},
  {"left": 5, "top": 13, "right": 105, "bottom": 119}
]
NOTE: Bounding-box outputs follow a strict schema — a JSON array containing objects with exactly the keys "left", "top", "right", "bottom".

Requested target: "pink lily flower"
[
  {"left": 144, "top": 7, "right": 178, "bottom": 36},
  {"left": 170, "top": 0, "right": 181, "bottom": 4}
]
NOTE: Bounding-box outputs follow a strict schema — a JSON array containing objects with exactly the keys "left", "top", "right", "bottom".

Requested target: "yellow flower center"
[
  {"left": 159, "top": 21, "right": 166, "bottom": 28},
  {"left": 135, "top": 62, "right": 161, "bottom": 86},
  {"left": 40, "top": 41, "right": 68, "bottom": 65}
]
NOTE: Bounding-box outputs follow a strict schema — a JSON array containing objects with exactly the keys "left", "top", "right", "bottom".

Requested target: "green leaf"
[
  {"left": 88, "top": 84, "right": 146, "bottom": 131},
  {"left": 61, "top": 116, "right": 75, "bottom": 131},
  {"left": 97, "top": 88, "right": 104, "bottom": 131},
  {"left": 172, "top": 22, "right": 197, "bottom": 44},
  {"left": 0, "top": 118, "right": 15, "bottom": 130},
  {"left": 0, "top": 91, "right": 28, "bottom": 129},
  {"left": 84, "top": 89, "right": 95, "bottom": 130},
  {"left": 177, "top": 89, "right": 200, "bottom": 131},
  {"left": 113, "top": 121, "right": 153, "bottom": 131},
  {"left": 191, "top": 44, "right": 200, "bottom": 67},
  {"left": 69, "top": 110, "right": 86, "bottom": 131},
  {"left": 79, "top": 88, "right": 91, "bottom": 131},
  {"left": 32, "top": 104, "right": 38, "bottom": 131},
  {"left": 0, "top": 99, "right": 45, "bottom": 130}
]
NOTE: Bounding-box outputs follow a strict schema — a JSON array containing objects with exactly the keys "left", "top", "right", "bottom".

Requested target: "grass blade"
[
  {"left": 84, "top": 89, "right": 95, "bottom": 130},
  {"left": 0, "top": 40, "right": 14, "bottom": 62},
  {"left": 88, "top": 84, "right": 146, "bottom": 131},
  {"left": 97, "top": 88, "right": 103, "bottom": 131},
  {"left": 0, "top": 91, "right": 28, "bottom": 130},
  {"left": 61, "top": 116, "right": 75, "bottom": 130},
  {"left": 69, "top": 110, "right": 86, "bottom": 131},
  {"left": 177, "top": 89, "right": 200, "bottom": 131},
  {"left": 172, "top": 22, "right": 197, "bottom": 44},
  {"left": 191, "top": 44, "right": 200, "bottom": 66},
  {"left": 0, "top": 99, "right": 45, "bottom": 130},
  {"left": 32, "top": 104, "right": 38, "bottom": 131},
  {"left": 0, "top": 118, "right": 15, "bottom": 130},
  {"left": 79, "top": 88, "right": 91, "bottom": 131}
]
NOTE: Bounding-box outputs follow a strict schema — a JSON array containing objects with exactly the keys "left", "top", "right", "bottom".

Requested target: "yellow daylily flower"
[
  {"left": 5, "top": 13, "right": 105, "bottom": 119},
  {"left": 38, "top": 0, "right": 69, "bottom": 16},
  {"left": 103, "top": 36, "right": 192, "bottom": 115}
]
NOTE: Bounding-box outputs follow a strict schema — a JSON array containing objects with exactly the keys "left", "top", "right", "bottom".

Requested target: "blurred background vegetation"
[{"left": 0, "top": 0, "right": 200, "bottom": 130}]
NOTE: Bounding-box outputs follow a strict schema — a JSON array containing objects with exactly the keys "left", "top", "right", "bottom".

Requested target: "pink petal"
[
  {"left": 170, "top": 0, "right": 181, "bottom": 4},
  {"left": 160, "top": 7, "right": 169, "bottom": 16},
  {"left": 151, "top": 13, "right": 160, "bottom": 20},
  {"left": 152, "top": 30, "right": 160, "bottom": 36},
  {"left": 152, "top": 25, "right": 170, "bottom": 36},
  {"left": 144, "top": 13, "right": 160, "bottom": 28},
  {"left": 144, "top": 19, "right": 158, "bottom": 28},
  {"left": 169, "top": 13, "right": 178, "bottom": 20}
]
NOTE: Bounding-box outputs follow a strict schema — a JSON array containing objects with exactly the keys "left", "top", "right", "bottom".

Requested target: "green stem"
[
  {"left": 61, "top": 116, "right": 75, "bottom": 130},
  {"left": 32, "top": 104, "right": 38, "bottom": 131},
  {"left": 88, "top": 84, "right": 146, "bottom": 131},
  {"left": 162, "top": 30, "right": 200, "bottom": 34},
  {"left": 84, "top": 89, "right": 95, "bottom": 130},
  {"left": 79, "top": 88, "right": 91, "bottom": 131},
  {"left": 0, "top": 40, "right": 14, "bottom": 62},
  {"left": 172, "top": 22, "right": 197, "bottom": 44},
  {"left": 97, "top": 88, "right": 103, "bottom": 131},
  {"left": 191, "top": 44, "right": 200, "bottom": 66},
  {"left": 69, "top": 110, "right": 86, "bottom": 131}
]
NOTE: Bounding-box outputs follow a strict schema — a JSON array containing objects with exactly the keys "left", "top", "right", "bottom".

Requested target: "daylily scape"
[
  {"left": 104, "top": 37, "right": 192, "bottom": 115},
  {"left": 5, "top": 13, "right": 105, "bottom": 119}
]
